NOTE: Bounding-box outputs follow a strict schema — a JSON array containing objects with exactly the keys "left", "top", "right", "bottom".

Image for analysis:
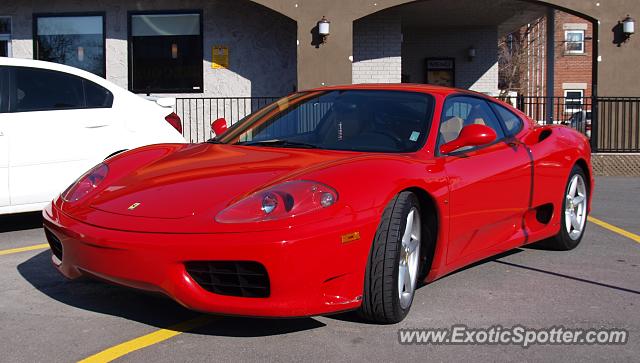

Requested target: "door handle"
[{"left": 85, "top": 124, "right": 108, "bottom": 129}]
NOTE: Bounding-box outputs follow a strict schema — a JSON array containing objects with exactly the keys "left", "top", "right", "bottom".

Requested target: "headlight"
[
  {"left": 215, "top": 180, "right": 338, "bottom": 224},
  {"left": 61, "top": 163, "right": 109, "bottom": 203}
]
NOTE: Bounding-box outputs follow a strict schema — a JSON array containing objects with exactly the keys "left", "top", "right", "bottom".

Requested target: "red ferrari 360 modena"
[{"left": 43, "top": 84, "right": 593, "bottom": 323}]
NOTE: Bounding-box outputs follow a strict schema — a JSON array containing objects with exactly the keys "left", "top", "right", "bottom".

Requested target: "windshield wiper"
[
  {"left": 237, "top": 139, "right": 319, "bottom": 149},
  {"left": 206, "top": 138, "right": 223, "bottom": 144}
]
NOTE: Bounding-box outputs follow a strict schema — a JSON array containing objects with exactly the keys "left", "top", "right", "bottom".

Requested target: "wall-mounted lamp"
[
  {"left": 468, "top": 46, "right": 477, "bottom": 61},
  {"left": 318, "top": 16, "right": 330, "bottom": 43},
  {"left": 171, "top": 43, "right": 179, "bottom": 59},
  {"left": 77, "top": 46, "right": 84, "bottom": 62},
  {"left": 623, "top": 15, "right": 635, "bottom": 36}
]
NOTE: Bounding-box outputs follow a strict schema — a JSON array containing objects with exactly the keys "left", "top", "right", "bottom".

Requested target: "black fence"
[
  {"left": 595, "top": 98, "right": 640, "bottom": 153},
  {"left": 176, "top": 95, "right": 640, "bottom": 152},
  {"left": 175, "top": 97, "right": 280, "bottom": 143}
]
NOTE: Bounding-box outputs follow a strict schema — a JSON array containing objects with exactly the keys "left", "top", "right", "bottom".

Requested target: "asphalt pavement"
[{"left": 0, "top": 176, "right": 638, "bottom": 362}]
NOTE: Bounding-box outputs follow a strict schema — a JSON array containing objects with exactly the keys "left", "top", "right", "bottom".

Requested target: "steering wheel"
[{"left": 367, "top": 130, "right": 405, "bottom": 149}]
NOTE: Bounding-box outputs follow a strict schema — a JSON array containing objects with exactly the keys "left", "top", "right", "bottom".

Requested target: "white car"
[{"left": 0, "top": 58, "right": 186, "bottom": 215}]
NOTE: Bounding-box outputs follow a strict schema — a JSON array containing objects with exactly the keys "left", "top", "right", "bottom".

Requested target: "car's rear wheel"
[
  {"left": 544, "top": 165, "right": 589, "bottom": 250},
  {"left": 359, "top": 191, "right": 424, "bottom": 324}
]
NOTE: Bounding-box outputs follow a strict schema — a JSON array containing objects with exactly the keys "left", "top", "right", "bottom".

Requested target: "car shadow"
[
  {"left": 17, "top": 251, "right": 326, "bottom": 337},
  {"left": 327, "top": 249, "right": 526, "bottom": 324},
  {"left": 0, "top": 212, "right": 43, "bottom": 233}
]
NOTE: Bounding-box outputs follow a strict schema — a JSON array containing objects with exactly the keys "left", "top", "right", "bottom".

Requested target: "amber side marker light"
[{"left": 341, "top": 232, "right": 361, "bottom": 244}]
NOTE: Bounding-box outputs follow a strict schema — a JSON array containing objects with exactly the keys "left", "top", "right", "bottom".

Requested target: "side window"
[
  {"left": 438, "top": 96, "right": 505, "bottom": 151},
  {"left": 84, "top": 80, "right": 113, "bottom": 108},
  {"left": 492, "top": 103, "right": 523, "bottom": 136},
  {"left": 12, "top": 67, "right": 84, "bottom": 112}
]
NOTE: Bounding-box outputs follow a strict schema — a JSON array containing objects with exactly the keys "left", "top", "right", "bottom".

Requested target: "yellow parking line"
[
  {"left": 0, "top": 243, "right": 49, "bottom": 256},
  {"left": 78, "top": 315, "right": 215, "bottom": 363},
  {"left": 589, "top": 216, "right": 640, "bottom": 244}
]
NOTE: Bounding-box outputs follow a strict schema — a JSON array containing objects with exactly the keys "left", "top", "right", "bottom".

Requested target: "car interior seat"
[{"left": 439, "top": 116, "right": 464, "bottom": 144}]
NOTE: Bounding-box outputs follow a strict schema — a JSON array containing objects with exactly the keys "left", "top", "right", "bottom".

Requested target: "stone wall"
[
  {"left": 352, "top": 14, "right": 402, "bottom": 84},
  {"left": 0, "top": 0, "right": 297, "bottom": 98},
  {"left": 402, "top": 27, "right": 500, "bottom": 95}
]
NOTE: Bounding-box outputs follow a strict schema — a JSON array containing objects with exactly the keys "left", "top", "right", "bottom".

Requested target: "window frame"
[
  {"left": 564, "top": 29, "right": 585, "bottom": 54},
  {"left": 127, "top": 9, "right": 204, "bottom": 94},
  {"left": 4, "top": 65, "right": 113, "bottom": 113},
  {"left": 0, "top": 16, "right": 12, "bottom": 57},
  {"left": 0, "top": 67, "right": 8, "bottom": 113},
  {"left": 564, "top": 89, "right": 584, "bottom": 114},
  {"left": 488, "top": 101, "right": 525, "bottom": 137},
  {"left": 435, "top": 94, "right": 508, "bottom": 157},
  {"left": 32, "top": 12, "right": 107, "bottom": 77}
]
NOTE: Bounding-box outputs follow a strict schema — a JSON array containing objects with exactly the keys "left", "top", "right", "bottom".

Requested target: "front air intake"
[
  {"left": 44, "top": 228, "right": 63, "bottom": 261},
  {"left": 185, "top": 261, "right": 270, "bottom": 298}
]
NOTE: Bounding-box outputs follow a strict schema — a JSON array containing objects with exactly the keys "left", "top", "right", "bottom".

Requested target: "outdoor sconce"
[
  {"left": 468, "top": 46, "right": 477, "bottom": 61},
  {"left": 171, "top": 43, "right": 179, "bottom": 59},
  {"left": 623, "top": 15, "right": 635, "bottom": 37},
  {"left": 318, "top": 16, "right": 330, "bottom": 43},
  {"left": 77, "top": 46, "right": 84, "bottom": 62}
]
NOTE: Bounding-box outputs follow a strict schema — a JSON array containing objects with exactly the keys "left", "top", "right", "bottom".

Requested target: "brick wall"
[
  {"left": 352, "top": 14, "right": 402, "bottom": 84},
  {"left": 553, "top": 10, "right": 593, "bottom": 98},
  {"left": 402, "top": 27, "right": 500, "bottom": 95}
]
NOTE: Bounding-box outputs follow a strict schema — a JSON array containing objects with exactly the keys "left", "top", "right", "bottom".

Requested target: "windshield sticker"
[{"left": 409, "top": 131, "right": 420, "bottom": 142}]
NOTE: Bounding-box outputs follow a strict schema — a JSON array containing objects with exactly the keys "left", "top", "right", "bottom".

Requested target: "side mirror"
[
  {"left": 439, "top": 124, "right": 497, "bottom": 154},
  {"left": 211, "top": 118, "right": 228, "bottom": 136}
]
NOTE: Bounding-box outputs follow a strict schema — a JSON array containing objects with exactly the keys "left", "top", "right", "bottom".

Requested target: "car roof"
[
  {"left": 305, "top": 83, "right": 489, "bottom": 98},
  {"left": 0, "top": 57, "right": 113, "bottom": 90}
]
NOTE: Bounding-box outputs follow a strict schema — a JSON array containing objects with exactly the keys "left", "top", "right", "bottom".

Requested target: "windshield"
[{"left": 216, "top": 90, "right": 435, "bottom": 153}]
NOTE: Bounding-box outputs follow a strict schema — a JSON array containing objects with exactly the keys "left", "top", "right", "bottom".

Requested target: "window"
[
  {"left": 8, "top": 66, "right": 112, "bottom": 112},
  {"left": 34, "top": 14, "right": 105, "bottom": 77},
  {"left": 564, "top": 90, "right": 584, "bottom": 114},
  {"left": 565, "top": 30, "right": 585, "bottom": 54},
  {"left": 491, "top": 103, "right": 523, "bottom": 136},
  {"left": 129, "top": 11, "right": 203, "bottom": 93},
  {"left": 218, "top": 90, "right": 435, "bottom": 153},
  {"left": 438, "top": 96, "right": 505, "bottom": 152},
  {"left": 0, "top": 16, "right": 11, "bottom": 57}
]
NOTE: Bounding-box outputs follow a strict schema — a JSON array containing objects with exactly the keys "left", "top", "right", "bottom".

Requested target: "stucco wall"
[
  {"left": 402, "top": 27, "right": 500, "bottom": 95},
  {"left": 0, "top": 0, "right": 297, "bottom": 98}
]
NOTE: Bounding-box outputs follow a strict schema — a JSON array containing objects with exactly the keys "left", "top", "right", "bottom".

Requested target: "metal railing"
[
  {"left": 595, "top": 98, "right": 640, "bottom": 153},
  {"left": 175, "top": 97, "right": 279, "bottom": 143},
  {"left": 499, "top": 96, "right": 593, "bottom": 126},
  {"left": 176, "top": 95, "right": 640, "bottom": 152}
]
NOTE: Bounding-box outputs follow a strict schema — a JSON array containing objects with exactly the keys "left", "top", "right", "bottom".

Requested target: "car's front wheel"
[{"left": 359, "top": 191, "right": 424, "bottom": 324}]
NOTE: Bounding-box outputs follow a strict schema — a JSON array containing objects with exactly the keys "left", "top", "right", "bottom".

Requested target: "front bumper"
[{"left": 42, "top": 203, "right": 378, "bottom": 317}]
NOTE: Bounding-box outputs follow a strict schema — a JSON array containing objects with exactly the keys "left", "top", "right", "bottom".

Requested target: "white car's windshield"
[{"left": 216, "top": 90, "right": 435, "bottom": 153}]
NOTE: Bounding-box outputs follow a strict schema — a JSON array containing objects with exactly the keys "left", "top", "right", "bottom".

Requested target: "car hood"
[{"left": 88, "top": 143, "right": 362, "bottom": 220}]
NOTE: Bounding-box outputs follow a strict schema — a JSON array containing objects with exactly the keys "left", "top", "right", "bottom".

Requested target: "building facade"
[
  {"left": 0, "top": 0, "right": 638, "bottom": 99},
  {"left": 0, "top": 0, "right": 297, "bottom": 98}
]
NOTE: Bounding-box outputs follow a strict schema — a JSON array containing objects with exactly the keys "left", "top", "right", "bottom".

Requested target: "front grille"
[
  {"left": 185, "top": 261, "right": 270, "bottom": 298},
  {"left": 44, "top": 228, "right": 63, "bottom": 261}
]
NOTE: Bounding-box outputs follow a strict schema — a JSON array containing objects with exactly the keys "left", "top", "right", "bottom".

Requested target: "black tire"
[
  {"left": 359, "top": 191, "right": 425, "bottom": 324},
  {"left": 541, "top": 165, "right": 589, "bottom": 251}
]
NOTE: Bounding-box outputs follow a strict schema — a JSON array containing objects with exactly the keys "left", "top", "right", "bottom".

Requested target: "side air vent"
[
  {"left": 185, "top": 261, "right": 270, "bottom": 298},
  {"left": 44, "top": 228, "right": 63, "bottom": 261},
  {"left": 535, "top": 203, "right": 554, "bottom": 224},
  {"left": 538, "top": 129, "right": 552, "bottom": 142}
]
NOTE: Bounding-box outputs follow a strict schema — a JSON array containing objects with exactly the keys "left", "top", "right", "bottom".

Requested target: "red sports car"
[{"left": 43, "top": 85, "right": 593, "bottom": 323}]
